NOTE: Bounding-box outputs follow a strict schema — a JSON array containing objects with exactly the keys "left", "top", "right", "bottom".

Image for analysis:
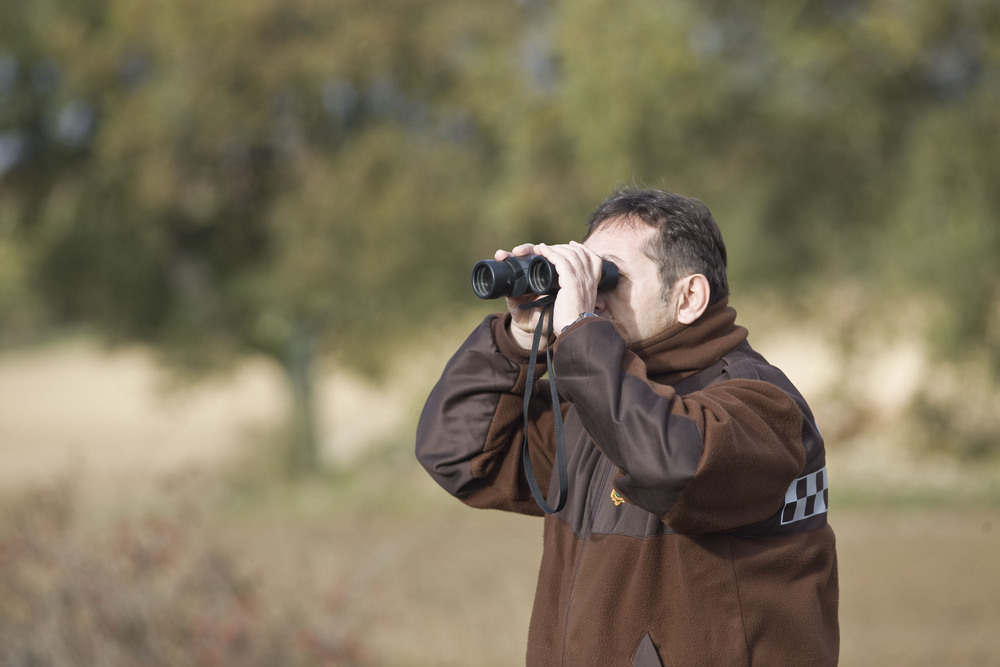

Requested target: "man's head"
[
  {"left": 578, "top": 187, "right": 729, "bottom": 343},
  {"left": 585, "top": 187, "right": 729, "bottom": 306}
]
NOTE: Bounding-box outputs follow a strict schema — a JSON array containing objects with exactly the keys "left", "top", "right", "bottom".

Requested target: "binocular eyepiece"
[{"left": 471, "top": 254, "right": 619, "bottom": 300}]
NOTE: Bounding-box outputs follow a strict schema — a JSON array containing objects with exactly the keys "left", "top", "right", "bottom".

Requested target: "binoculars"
[{"left": 471, "top": 254, "right": 619, "bottom": 299}]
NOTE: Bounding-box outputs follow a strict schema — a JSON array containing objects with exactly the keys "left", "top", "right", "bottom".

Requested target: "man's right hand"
[
  {"left": 496, "top": 244, "right": 549, "bottom": 351},
  {"left": 497, "top": 241, "right": 604, "bottom": 352}
]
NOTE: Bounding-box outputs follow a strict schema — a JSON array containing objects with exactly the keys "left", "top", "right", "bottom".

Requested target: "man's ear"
[{"left": 675, "top": 274, "right": 711, "bottom": 325}]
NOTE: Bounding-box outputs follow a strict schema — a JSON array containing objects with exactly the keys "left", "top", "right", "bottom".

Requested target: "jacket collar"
[{"left": 626, "top": 298, "right": 748, "bottom": 387}]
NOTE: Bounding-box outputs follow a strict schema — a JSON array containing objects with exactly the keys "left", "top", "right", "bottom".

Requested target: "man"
[{"left": 415, "top": 187, "right": 839, "bottom": 666}]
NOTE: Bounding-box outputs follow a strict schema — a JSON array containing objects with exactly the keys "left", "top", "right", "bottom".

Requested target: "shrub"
[{"left": 0, "top": 482, "right": 364, "bottom": 666}]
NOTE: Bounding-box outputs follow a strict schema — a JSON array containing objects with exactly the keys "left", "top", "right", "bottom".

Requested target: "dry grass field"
[
  {"left": 216, "top": 480, "right": 1000, "bottom": 667},
  {"left": 1, "top": 339, "right": 999, "bottom": 665}
]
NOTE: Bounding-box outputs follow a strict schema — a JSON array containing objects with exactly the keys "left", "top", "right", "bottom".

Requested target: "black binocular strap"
[{"left": 519, "top": 296, "right": 568, "bottom": 514}]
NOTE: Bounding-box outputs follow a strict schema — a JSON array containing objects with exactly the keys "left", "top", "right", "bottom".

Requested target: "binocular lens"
[
  {"left": 471, "top": 263, "right": 496, "bottom": 299},
  {"left": 527, "top": 256, "right": 558, "bottom": 295},
  {"left": 471, "top": 256, "right": 532, "bottom": 299}
]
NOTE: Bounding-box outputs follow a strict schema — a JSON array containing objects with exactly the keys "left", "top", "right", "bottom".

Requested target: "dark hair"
[{"left": 585, "top": 187, "right": 730, "bottom": 305}]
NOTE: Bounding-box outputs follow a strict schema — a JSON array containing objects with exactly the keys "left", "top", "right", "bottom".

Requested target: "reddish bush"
[{"left": 0, "top": 483, "right": 364, "bottom": 666}]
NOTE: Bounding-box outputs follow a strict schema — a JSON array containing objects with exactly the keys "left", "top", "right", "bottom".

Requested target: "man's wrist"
[
  {"left": 561, "top": 312, "right": 598, "bottom": 333},
  {"left": 507, "top": 316, "right": 550, "bottom": 352}
]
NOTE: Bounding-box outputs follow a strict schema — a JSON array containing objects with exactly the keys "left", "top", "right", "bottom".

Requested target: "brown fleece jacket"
[{"left": 416, "top": 301, "right": 839, "bottom": 666}]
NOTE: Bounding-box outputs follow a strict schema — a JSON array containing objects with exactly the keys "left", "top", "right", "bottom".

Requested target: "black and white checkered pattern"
[{"left": 780, "top": 467, "right": 828, "bottom": 525}]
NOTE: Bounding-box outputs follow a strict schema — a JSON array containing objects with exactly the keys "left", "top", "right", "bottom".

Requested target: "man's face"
[{"left": 584, "top": 219, "right": 676, "bottom": 344}]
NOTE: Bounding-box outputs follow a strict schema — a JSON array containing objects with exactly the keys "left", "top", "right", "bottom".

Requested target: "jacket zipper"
[{"left": 559, "top": 455, "right": 615, "bottom": 665}]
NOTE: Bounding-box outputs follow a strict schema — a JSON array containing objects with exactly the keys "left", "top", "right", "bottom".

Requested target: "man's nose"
[{"left": 594, "top": 294, "right": 606, "bottom": 314}]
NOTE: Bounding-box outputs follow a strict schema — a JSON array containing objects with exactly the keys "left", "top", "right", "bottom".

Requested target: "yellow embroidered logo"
[{"left": 610, "top": 489, "right": 625, "bottom": 506}]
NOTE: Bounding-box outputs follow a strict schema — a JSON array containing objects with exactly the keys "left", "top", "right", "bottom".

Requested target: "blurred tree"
[
  {"left": 0, "top": 3, "right": 91, "bottom": 341},
  {"left": 2, "top": 0, "right": 999, "bottom": 463},
  {"left": 0, "top": 0, "right": 526, "bottom": 473},
  {"left": 537, "top": 0, "right": 1000, "bottom": 371}
]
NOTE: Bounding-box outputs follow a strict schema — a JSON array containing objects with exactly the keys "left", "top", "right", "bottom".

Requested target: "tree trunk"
[{"left": 283, "top": 319, "right": 319, "bottom": 475}]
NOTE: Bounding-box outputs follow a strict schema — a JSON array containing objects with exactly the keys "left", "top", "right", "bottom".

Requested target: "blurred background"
[{"left": 1, "top": 0, "right": 998, "bottom": 664}]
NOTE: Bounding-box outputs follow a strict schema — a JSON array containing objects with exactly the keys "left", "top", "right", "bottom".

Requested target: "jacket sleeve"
[
  {"left": 553, "top": 318, "right": 807, "bottom": 533},
  {"left": 415, "top": 314, "right": 557, "bottom": 516}
]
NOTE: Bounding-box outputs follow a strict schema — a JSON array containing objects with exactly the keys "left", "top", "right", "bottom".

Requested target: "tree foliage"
[
  {"left": 2, "top": 0, "right": 999, "bottom": 465},
  {"left": 1, "top": 0, "right": 527, "bottom": 471}
]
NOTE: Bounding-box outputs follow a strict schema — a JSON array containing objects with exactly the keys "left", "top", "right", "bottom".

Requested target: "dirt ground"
[
  {"left": 2, "top": 339, "right": 999, "bottom": 665},
  {"left": 223, "top": 479, "right": 1000, "bottom": 667},
  {"left": 0, "top": 339, "right": 411, "bottom": 490}
]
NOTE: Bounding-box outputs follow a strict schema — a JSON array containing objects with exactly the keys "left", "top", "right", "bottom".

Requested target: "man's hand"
[{"left": 497, "top": 241, "right": 604, "bottom": 351}]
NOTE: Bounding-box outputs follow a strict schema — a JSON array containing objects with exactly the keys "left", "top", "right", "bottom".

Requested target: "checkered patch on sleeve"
[{"left": 780, "top": 467, "right": 829, "bottom": 525}]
